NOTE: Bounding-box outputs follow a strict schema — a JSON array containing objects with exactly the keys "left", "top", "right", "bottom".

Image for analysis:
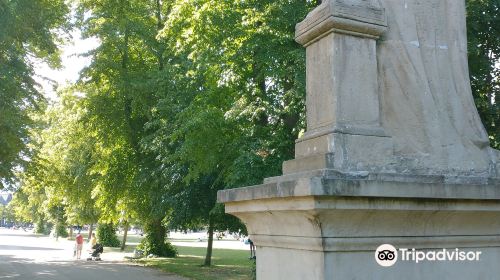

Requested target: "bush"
[
  {"left": 97, "top": 223, "right": 121, "bottom": 247},
  {"left": 35, "top": 221, "right": 52, "bottom": 235},
  {"left": 137, "top": 237, "right": 177, "bottom": 258},
  {"left": 55, "top": 223, "right": 68, "bottom": 238}
]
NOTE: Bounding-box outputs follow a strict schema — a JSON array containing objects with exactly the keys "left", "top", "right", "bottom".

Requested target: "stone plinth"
[
  {"left": 285, "top": 0, "right": 394, "bottom": 174},
  {"left": 218, "top": 172, "right": 500, "bottom": 280}
]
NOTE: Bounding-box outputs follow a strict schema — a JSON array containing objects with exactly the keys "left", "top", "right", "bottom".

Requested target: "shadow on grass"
[
  {"left": 134, "top": 246, "right": 253, "bottom": 280},
  {"left": 105, "top": 245, "right": 137, "bottom": 253}
]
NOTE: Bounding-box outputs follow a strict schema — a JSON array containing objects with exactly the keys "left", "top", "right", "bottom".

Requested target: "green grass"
[
  {"left": 135, "top": 246, "right": 254, "bottom": 280},
  {"left": 118, "top": 234, "right": 143, "bottom": 244},
  {"left": 105, "top": 244, "right": 138, "bottom": 253}
]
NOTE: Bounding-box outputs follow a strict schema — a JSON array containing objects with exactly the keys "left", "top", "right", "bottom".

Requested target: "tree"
[
  {"left": 166, "top": 174, "right": 245, "bottom": 265},
  {"left": 1, "top": 203, "right": 18, "bottom": 227},
  {"left": 74, "top": 0, "right": 177, "bottom": 255},
  {"left": 10, "top": 88, "right": 103, "bottom": 238},
  {"left": 0, "top": 0, "right": 70, "bottom": 188},
  {"left": 467, "top": 0, "right": 500, "bottom": 148},
  {"left": 142, "top": 0, "right": 315, "bottom": 265}
]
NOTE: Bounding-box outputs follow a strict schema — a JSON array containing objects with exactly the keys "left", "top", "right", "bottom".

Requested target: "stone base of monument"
[
  {"left": 218, "top": 171, "right": 500, "bottom": 280},
  {"left": 217, "top": 0, "right": 500, "bottom": 278}
]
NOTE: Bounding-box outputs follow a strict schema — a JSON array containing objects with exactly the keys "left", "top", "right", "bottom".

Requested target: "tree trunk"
[
  {"left": 204, "top": 217, "right": 214, "bottom": 266},
  {"left": 152, "top": 219, "right": 166, "bottom": 247},
  {"left": 54, "top": 221, "right": 59, "bottom": 241},
  {"left": 69, "top": 227, "right": 73, "bottom": 240},
  {"left": 88, "top": 224, "right": 93, "bottom": 241},
  {"left": 155, "top": 0, "right": 164, "bottom": 71},
  {"left": 145, "top": 218, "right": 167, "bottom": 256},
  {"left": 121, "top": 221, "right": 129, "bottom": 251}
]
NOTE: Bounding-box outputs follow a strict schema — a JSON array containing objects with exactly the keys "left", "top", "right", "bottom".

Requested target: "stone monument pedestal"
[
  {"left": 218, "top": 0, "right": 500, "bottom": 279},
  {"left": 218, "top": 171, "right": 500, "bottom": 279}
]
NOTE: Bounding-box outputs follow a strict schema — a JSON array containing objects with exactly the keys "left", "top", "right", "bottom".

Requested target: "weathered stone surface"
[
  {"left": 293, "top": 0, "right": 500, "bottom": 176},
  {"left": 219, "top": 173, "right": 500, "bottom": 279},
  {"left": 219, "top": 171, "right": 500, "bottom": 203},
  {"left": 293, "top": 0, "right": 397, "bottom": 173},
  {"left": 288, "top": 133, "right": 394, "bottom": 173},
  {"left": 219, "top": 0, "right": 500, "bottom": 279},
  {"left": 295, "top": 0, "right": 387, "bottom": 45},
  {"left": 303, "top": 33, "right": 382, "bottom": 135},
  {"left": 376, "top": 0, "right": 496, "bottom": 174}
]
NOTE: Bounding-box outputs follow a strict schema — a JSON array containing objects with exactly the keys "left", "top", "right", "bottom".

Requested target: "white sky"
[{"left": 33, "top": 29, "right": 100, "bottom": 101}]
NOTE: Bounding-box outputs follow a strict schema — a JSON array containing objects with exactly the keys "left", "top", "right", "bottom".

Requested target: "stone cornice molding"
[{"left": 295, "top": 0, "right": 387, "bottom": 46}]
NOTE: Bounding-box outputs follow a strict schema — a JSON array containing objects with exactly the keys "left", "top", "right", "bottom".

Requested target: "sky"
[{"left": 33, "top": 29, "right": 100, "bottom": 101}]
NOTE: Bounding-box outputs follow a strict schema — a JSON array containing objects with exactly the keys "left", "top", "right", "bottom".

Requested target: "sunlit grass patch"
[{"left": 134, "top": 245, "right": 253, "bottom": 280}]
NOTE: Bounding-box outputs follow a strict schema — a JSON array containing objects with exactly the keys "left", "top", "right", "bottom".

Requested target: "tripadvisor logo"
[
  {"left": 375, "top": 244, "right": 482, "bottom": 267},
  {"left": 375, "top": 244, "right": 398, "bottom": 267}
]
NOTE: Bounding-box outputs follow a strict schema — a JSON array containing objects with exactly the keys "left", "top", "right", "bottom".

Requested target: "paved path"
[{"left": 0, "top": 229, "right": 186, "bottom": 280}]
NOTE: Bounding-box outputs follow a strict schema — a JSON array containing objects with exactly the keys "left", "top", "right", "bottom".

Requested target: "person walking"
[
  {"left": 75, "top": 231, "right": 84, "bottom": 260},
  {"left": 248, "top": 238, "right": 256, "bottom": 259}
]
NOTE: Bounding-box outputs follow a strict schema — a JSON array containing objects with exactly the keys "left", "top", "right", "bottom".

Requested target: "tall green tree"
[
  {"left": 12, "top": 90, "right": 100, "bottom": 235},
  {"left": 0, "top": 0, "right": 70, "bottom": 188},
  {"left": 75, "top": 0, "right": 177, "bottom": 254},
  {"left": 153, "top": 0, "right": 311, "bottom": 187},
  {"left": 142, "top": 0, "right": 316, "bottom": 265}
]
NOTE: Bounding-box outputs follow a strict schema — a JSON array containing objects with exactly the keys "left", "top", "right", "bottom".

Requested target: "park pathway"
[{"left": 0, "top": 228, "right": 186, "bottom": 280}]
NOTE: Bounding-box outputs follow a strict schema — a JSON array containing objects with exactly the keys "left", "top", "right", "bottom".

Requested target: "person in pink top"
[{"left": 75, "top": 231, "right": 84, "bottom": 260}]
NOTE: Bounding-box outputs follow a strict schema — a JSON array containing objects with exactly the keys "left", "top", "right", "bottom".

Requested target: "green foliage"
[
  {"left": 97, "top": 223, "right": 121, "bottom": 247},
  {"left": 467, "top": 0, "right": 500, "bottom": 148},
  {"left": 137, "top": 238, "right": 178, "bottom": 258},
  {"left": 9, "top": 90, "right": 101, "bottom": 234},
  {"left": 0, "top": 0, "right": 70, "bottom": 187},
  {"left": 55, "top": 223, "right": 68, "bottom": 238},
  {"left": 136, "top": 246, "right": 252, "bottom": 280},
  {"left": 150, "top": 0, "right": 313, "bottom": 188},
  {"left": 143, "top": 3, "right": 317, "bottom": 258},
  {"left": 137, "top": 219, "right": 177, "bottom": 257},
  {"left": 0, "top": 204, "right": 16, "bottom": 226},
  {"left": 35, "top": 220, "right": 52, "bottom": 235}
]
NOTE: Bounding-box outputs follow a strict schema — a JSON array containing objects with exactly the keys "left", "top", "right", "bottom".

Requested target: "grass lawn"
[
  {"left": 118, "top": 233, "right": 143, "bottom": 244},
  {"left": 135, "top": 246, "right": 254, "bottom": 280},
  {"left": 67, "top": 230, "right": 253, "bottom": 279},
  {"left": 105, "top": 244, "right": 137, "bottom": 253}
]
